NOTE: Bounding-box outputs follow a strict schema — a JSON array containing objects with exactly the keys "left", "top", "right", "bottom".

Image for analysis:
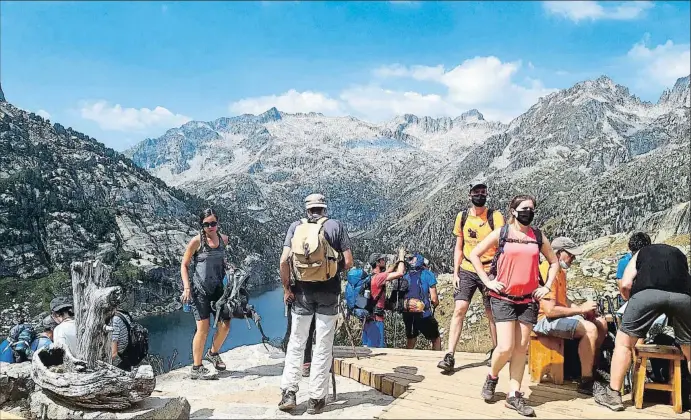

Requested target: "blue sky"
[{"left": 2, "top": 1, "right": 689, "bottom": 151}]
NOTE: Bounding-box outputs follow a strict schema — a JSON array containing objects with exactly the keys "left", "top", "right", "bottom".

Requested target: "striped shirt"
[{"left": 111, "top": 313, "right": 130, "bottom": 354}]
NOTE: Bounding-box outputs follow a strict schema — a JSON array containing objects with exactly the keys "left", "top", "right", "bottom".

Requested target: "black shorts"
[
  {"left": 402, "top": 313, "right": 440, "bottom": 340},
  {"left": 191, "top": 283, "right": 225, "bottom": 322},
  {"left": 292, "top": 289, "right": 339, "bottom": 316},
  {"left": 489, "top": 296, "right": 538, "bottom": 325},
  {"left": 453, "top": 268, "right": 491, "bottom": 310},
  {"left": 621, "top": 289, "right": 691, "bottom": 344}
]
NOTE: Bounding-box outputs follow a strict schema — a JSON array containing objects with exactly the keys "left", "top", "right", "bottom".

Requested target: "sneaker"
[
  {"left": 307, "top": 397, "right": 326, "bottom": 414},
  {"left": 189, "top": 365, "right": 216, "bottom": 380},
  {"left": 437, "top": 352, "right": 455, "bottom": 372},
  {"left": 505, "top": 392, "right": 535, "bottom": 417},
  {"left": 302, "top": 363, "right": 311, "bottom": 377},
  {"left": 593, "top": 382, "right": 624, "bottom": 411},
  {"left": 278, "top": 390, "right": 297, "bottom": 412},
  {"left": 481, "top": 374, "right": 499, "bottom": 401},
  {"left": 485, "top": 348, "right": 494, "bottom": 367},
  {"left": 204, "top": 349, "right": 226, "bottom": 371},
  {"left": 577, "top": 377, "right": 594, "bottom": 396}
]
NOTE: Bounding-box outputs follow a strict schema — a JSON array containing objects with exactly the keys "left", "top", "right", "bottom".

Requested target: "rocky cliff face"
[{"left": 0, "top": 101, "right": 279, "bottom": 323}]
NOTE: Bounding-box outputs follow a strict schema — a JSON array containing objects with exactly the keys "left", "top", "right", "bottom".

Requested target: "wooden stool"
[
  {"left": 529, "top": 332, "right": 564, "bottom": 385},
  {"left": 632, "top": 344, "right": 684, "bottom": 414}
]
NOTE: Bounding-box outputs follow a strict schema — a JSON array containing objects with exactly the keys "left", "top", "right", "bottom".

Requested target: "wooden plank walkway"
[{"left": 332, "top": 346, "right": 688, "bottom": 419}]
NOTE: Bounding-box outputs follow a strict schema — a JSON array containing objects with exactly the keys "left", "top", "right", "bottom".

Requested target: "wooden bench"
[
  {"left": 529, "top": 331, "right": 564, "bottom": 385},
  {"left": 632, "top": 344, "right": 684, "bottom": 414}
]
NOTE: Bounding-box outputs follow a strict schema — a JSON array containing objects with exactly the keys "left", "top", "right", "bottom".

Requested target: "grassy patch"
[
  {"left": 663, "top": 234, "right": 690, "bottom": 247},
  {"left": 0, "top": 271, "right": 71, "bottom": 317}
]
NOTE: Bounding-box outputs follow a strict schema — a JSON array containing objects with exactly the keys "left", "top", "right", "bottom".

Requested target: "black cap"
[{"left": 50, "top": 296, "right": 73, "bottom": 313}]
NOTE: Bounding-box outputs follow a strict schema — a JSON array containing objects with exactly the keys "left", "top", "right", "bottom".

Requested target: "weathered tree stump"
[
  {"left": 71, "top": 260, "right": 122, "bottom": 367},
  {"left": 30, "top": 260, "right": 156, "bottom": 410}
]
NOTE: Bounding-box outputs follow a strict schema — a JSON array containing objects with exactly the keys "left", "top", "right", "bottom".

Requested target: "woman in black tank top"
[{"left": 180, "top": 208, "right": 231, "bottom": 379}]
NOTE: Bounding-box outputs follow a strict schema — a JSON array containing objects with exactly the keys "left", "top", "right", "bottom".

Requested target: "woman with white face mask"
[{"left": 468, "top": 194, "right": 559, "bottom": 417}]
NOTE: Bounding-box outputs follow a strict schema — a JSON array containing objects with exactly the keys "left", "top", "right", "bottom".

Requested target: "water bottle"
[
  {"left": 182, "top": 295, "right": 191, "bottom": 313},
  {"left": 363, "top": 289, "right": 371, "bottom": 299}
]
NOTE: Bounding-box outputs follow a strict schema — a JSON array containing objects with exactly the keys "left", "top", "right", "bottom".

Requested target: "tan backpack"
[{"left": 290, "top": 217, "right": 340, "bottom": 282}]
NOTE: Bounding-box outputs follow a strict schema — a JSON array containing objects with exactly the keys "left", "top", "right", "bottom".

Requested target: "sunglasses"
[{"left": 202, "top": 221, "right": 218, "bottom": 228}]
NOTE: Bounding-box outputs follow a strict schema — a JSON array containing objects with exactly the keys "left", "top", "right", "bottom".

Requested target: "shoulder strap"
[
  {"left": 487, "top": 209, "right": 495, "bottom": 231},
  {"left": 115, "top": 312, "right": 132, "bottom": 335},
  {"left": 532, "top": 227, "right": 543, "bottom": 250},
  {"left": 316, "top": 217, "right": 328, "bottom": 226},
  {"left": 460, "top": 210, "right": 468, "bottom": 233}
]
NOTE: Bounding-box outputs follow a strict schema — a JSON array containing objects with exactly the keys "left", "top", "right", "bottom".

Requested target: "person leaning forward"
[{"left": 278, "top": 193, "right": 353, "bottom": 415}]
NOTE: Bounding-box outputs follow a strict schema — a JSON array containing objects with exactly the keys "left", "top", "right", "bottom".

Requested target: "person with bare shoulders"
[
  {"left": 469, "top": 195, "right": 559, "bottom": 417},
  {"left": 180, "top": 208, "right": 231, "bottom": 380}
]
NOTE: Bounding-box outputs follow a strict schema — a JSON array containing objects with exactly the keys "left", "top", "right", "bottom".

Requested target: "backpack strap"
[
  {"left": 489, "top": 225, "right": 510, "bottom": 276},
  {"left": 460, "top": 210, "right": 468, "bottom": 233},
  {"left": 532, "top": 227, "right": 543, "bottom": 250},
  {"left": 487, "top": 209, "right": 495, "bottom": 231}
]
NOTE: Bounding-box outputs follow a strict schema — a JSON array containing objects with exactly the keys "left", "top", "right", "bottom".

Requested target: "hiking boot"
[
  {"left": 437, "top": 352, "right": 455, "bottom": 372},
  {"left": 307, "top": 397, "right": 326, "bottom": 414},
  {"left": 593, "top": 382, "right": 624, "bottom": 411},
  {"left": 302, "top": 363, "right": 311, "bottom": 377},
  {"left": 577, "top": 377, "right": 594, "bottom": 396},
  {"left": 485, "top": 348, "right": 494, "bottom": 367},
  {"left": 189, "top": 365, "right": 216, "bottom": 380},
  {"left": 278, "top": 390, "right": 297, "bottom": 412},
  {"left": 481, "top": 374, "right": 499, "bottom": 401},
  {"left": 505, "top": 392, "right": 535, "bottom": 417},
  {"left": 204, "top": 349, "right": 226, "bottom": 371}
]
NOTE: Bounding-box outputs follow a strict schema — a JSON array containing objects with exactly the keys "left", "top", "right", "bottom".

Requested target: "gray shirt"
[
  {"left": 284, "top": 216, "right": 352, "bottom": 295},
  {"left": 111, "top": 313, "right": 130, "bottom": 354}
]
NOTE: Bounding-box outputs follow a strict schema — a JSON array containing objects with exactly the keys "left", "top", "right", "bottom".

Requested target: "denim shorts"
[{"left": 534, "top": 315, "right": 584, "bottom": 340}]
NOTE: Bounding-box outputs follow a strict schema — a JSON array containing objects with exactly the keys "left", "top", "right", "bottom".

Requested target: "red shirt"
[
  {"left": 370, "top": 272, "right": 388, "bottom": 322},
  {"left": 489, "top": 227, "right": 540, "bottom": 304}
]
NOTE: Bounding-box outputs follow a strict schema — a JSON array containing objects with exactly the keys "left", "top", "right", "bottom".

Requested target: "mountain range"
[{"left": 126, "top": 75, "right": 690, "bottom": 270}]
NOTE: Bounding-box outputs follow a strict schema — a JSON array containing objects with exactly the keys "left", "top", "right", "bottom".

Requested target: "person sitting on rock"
[
  {"left": 363, "top": 252, "right": 406, "bottom": 348},
  {"left": 402, "top": 253, "right": 441, "bottom": 350},
  {"left": 278, "top": 193, "right": 353, "bottom": 414},
  {"left": 535, "top": 237, "right": 609, "bottom": 395},
  {"left": 180, "top": 208, "right": 232, "bottom": 379},
  {"left": 31, "top": 315, "right": 57, "bottom": 352},
  {"left": 595, "top": 243, "right": 691, "bottom": 411},
  {"left": 51, "top": 296, "right": 78, "bottom": 357}
]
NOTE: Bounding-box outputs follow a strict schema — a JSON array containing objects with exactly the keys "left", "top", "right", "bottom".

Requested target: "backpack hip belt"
[{"left": 494, "top": 292, "right": 534, "bottom": 301}]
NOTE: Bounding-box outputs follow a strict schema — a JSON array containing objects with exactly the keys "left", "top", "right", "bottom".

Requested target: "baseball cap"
[
  {"left": 42, "top": 315, "right": 58, "bottom": 330},
  {"left": 551, "top": 237, "right": 584, "bottom": 256},
  {"left": 368, "top": 253, "right": 385, "bottom": 265},
  {"left": 304, "top": 193, "right": 327, "bottom": 210},
  {"left": 469, "top": 180, "right": 488, "bottom": 192},
  {"left": 50, "top": 296, "right": 73, "bottom": 313}
]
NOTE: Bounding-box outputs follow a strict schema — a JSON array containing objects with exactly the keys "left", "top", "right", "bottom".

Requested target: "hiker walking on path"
[
  {"left": 536, "top": 237, "right": 608, "bottom": 396},
  {"left": 595, "top": 243, "right": 691, "bottom": 412},
  {"left": 402, "top": 253, "right": 441, "bottom": 350},
  {"left": 278, "top": 193, "right": 353, "bottom": 414},
  {"left": 180, "top": 208, "right": 231, "bottom": 379},
  {"left": 363, "top": 251, "right": 407, "bottom": 348},
  {"left": 438, "top": 181, "right": 505, "bottom": 372},
  {"left": 469, "top": 194, "right": 559, "bottom": 417}
]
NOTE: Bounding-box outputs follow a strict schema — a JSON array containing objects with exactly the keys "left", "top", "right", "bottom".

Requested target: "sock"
[
  {"left": 192, "top": 365, "right": 201, "bottom": 370},
  {"left": 608, "top": 385, "right": 618, "bottom": 392},
  {"left": 509, "top": 390, "right": 518, "bottom": 398},
  {"left": 488, "top": 372, "right": 498, "bottom": 380}
]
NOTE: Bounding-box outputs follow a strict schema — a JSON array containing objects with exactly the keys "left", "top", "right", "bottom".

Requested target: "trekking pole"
[{"left": 340, "top": 301, "right": 360, "bottom": 360}]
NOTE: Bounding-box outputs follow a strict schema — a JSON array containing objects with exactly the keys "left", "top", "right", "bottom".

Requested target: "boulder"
[
  {"left": 0, "top": 361, "right": 34, "bottom": 407},
  {"left": 30, "top": 391, "right": 190, "bottom": 419}
]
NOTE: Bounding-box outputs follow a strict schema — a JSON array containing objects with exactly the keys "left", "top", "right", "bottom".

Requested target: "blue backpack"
[{"left": 345, "top": 268, "right": 375, "bottom": 320}]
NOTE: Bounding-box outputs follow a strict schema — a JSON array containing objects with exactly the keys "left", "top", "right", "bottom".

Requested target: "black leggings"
[{"left": 284, "top": 306, "right": 317, "bottom": 364}]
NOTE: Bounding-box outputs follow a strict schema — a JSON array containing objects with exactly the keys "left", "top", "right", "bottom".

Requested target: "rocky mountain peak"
[
  {"left": 0, "top": 82, "right": 5, "bottom": 102},
  {"left": 659, "top": 75, "right": 690, "bottom": 108},
  {"left": 457, "top": 108, "right": 485, "bottom": 122},
  {"left": 257, "top": 107, "right": 282, "bottom": 123}
]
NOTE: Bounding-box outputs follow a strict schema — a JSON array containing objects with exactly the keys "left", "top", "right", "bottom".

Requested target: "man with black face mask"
[{"left": 438, "top": 181, "right": 505, "bottom": 372}]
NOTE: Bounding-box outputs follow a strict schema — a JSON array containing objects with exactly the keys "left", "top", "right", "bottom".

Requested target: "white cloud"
[
  {"left": 36, "top": 109, "right": 51, "bottom": 119},
  {"left": 229, "top": 56, "right": 557, "bottom": 124},
  {"left": 543, "top": 1, "right": 653, "bottom": 22},
  {"left": 80, "top": 100, "right": 191, "bottom": 132},
  {"left": 229, "top": 89, "right": 342, "bottom": 115},
  {"left": 627, "top": 35, "right": 691, "bottom": 87}
]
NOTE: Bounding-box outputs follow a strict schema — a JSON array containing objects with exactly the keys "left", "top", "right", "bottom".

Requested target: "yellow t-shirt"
[
  {"left": 453, "top": 208, "right": 505, "bottom": 273},
  {"left": 538, "top": 260, "right": 567, "bottom": 320}
]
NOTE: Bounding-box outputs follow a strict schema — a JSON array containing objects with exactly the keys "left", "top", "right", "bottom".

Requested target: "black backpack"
[
  {"left": 115, "top": 311, "right": 149, "bottom": 367},
  {"left": 459, "top": 208, "right": 497, "bottom": 233}
]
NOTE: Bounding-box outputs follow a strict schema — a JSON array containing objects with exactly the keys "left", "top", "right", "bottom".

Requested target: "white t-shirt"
[{"left": 53, "top": 319, "right": 78, "bottom": 356}]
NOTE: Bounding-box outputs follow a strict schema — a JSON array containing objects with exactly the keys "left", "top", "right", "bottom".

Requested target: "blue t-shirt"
[
  {"left": 616, "top": 252, "right": 632, "bottom": 280},
  {"left": 403, "top": 268, "right": 438, "bottom": 318}
]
